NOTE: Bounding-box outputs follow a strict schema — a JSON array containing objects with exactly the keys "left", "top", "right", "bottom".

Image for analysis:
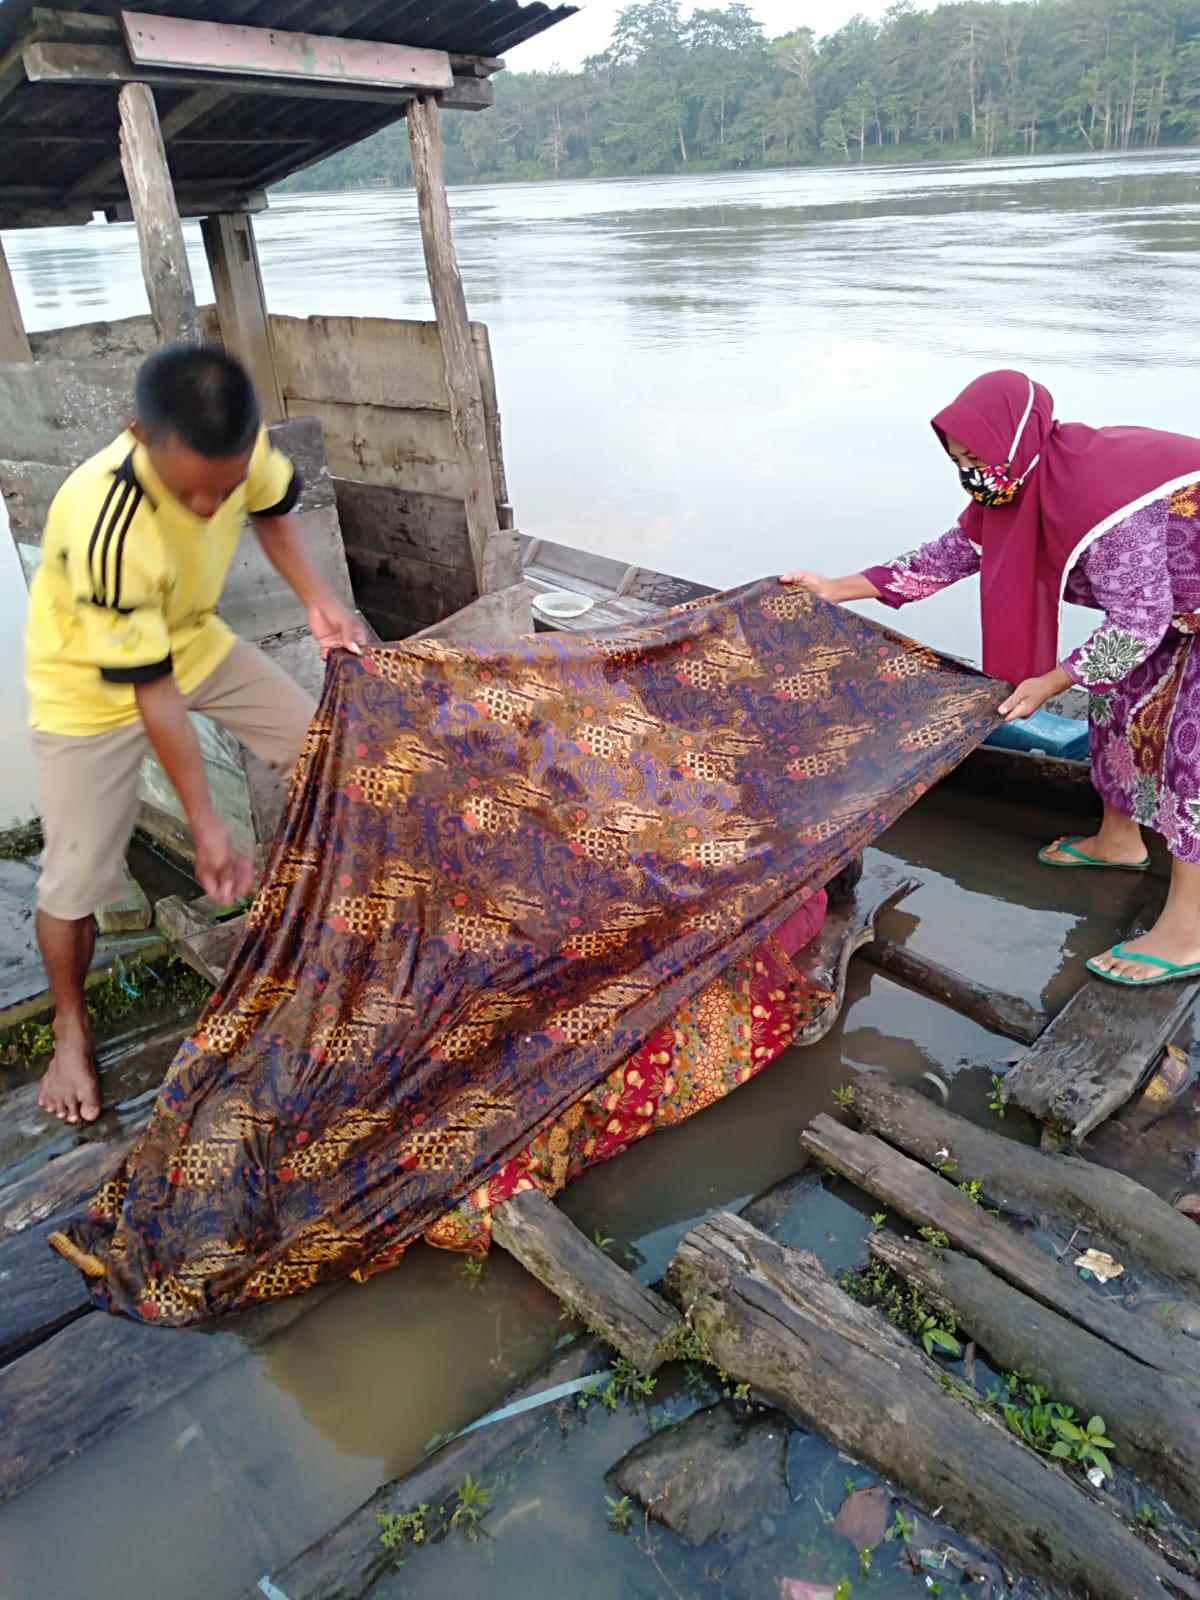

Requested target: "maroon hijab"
[{"left": 933, "top": 370, "right": 1200, "bottom": 684}]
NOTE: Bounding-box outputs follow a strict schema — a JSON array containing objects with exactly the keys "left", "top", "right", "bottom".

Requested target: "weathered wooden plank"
[
  {"left": 491, "top": 1186, "right": 682, "bottom": 1372},
  {"left": 409, "top": 583, "right": 534, "bottom": 642},
  {"left": 174, "top": 914, "right": 247, "bottom": 987},
  {"left": 22, "top": 41, "right": 422, "bottom": 105},
  {"left": 118, "top": 82, "right": 201, "bottom": 346},
  {"left": 1003, "top": 896, "right": 1198, "bottom": 1142},
  {"left": 343, "top": 544, "right": 477, "bottom": 630},
  {"left": 333, "top": 477, "right": 472, "bottom": 572},
  {"left": 408, "top": 95, "right": 499, "bottom": 589},
  {"left": 31, "top": 7, "right": 122, "bottom": 41},
  {"left": 870, "top": 1231, "right": 1200, "bottom": 1527},
  {"left": 201, "top": 212, "right": 284, "bottom": 423},
  {"left": 0, "top": 1283, "right": 324, "bottom": 1507},
  {"left": 285, "top": 399, "right": 468, "bottom": 499},
  {"left": 0, "top": 1129, "right": 142, "bottom": 1237},
  {"left": 801, "top": 1115, "right": 1200, "bottom": 1384},
  {"left": 859, "top": 936, "right": 1046, "bottom": 1044},
  {"left": 271, "top": 314, "right": 496, "bottom": 416},
  {"left": 120, "top": 11, "right": 453, "bottom": 92},
  {"left": 848, "top": 1074, "right": 1200, "bottom": 1301},
  {"left": 0, "top": 238, "right": 31, "bottom": 363},
  {"left": 0, "top": 1221, "right": 92, "bottom": 1364},
  {"left": 0, "top": 1023, "right": 187, "bottom": 1176},
  {"left": 665, "top": 1213, "right": 1200, "bottom": 1600}
]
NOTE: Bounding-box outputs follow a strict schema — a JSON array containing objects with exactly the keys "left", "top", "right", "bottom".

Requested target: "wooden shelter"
[{"left": 0, "top": 0, "right": 575, "bottom": 860}]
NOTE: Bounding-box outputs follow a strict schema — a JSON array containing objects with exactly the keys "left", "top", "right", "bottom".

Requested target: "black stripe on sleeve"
[
  {"left": 107, "top": 484, "right": 144, "bottom": 613},
  {"left": 250, "top": 468, "right": 303, "bottom": 520},
  {"left": 86, "top": 475, "right": 124, "bottom": 603},
  {"left": 100, "top": 655, "right": 173, "bottom": 686}
]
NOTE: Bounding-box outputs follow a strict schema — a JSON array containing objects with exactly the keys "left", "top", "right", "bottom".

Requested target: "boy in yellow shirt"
[{"left": 24, "top": 343, "right": 364, "bottom": 1124}]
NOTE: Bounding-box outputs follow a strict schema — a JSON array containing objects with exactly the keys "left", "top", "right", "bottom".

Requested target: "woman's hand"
[
  {"left": 998, "top": 665, "right": 1073, "bottom": 722},
  {"left": 779, "top": 572, "right": 882, "bottom": 603}
]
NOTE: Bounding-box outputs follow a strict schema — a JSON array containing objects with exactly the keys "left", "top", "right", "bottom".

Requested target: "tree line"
[{"left": 282, "top": 0, "right": 1200, "bottom": 190}]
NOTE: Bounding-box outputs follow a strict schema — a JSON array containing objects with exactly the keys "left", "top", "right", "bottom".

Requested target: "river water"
[
  {"left": 2, "top": 149, "right": 1199, "bottom": 824},
  {"left": 0, "top": 152, "right": 1198, "bottom": 1600}
]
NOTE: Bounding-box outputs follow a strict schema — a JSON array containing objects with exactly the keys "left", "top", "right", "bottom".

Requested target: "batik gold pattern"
[{"left": 57, "top": 578, "right": 998, "bottom": 1322}]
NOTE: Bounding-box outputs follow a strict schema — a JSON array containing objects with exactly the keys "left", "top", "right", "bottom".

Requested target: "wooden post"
[
  {"left": 0, "top": 238, "right": 31, "bottom": 363},
  {"left": 406, "top": 95, "right": 498, "bottom": 591},
  {"left": 117, "top": 81, "right": 200, "bottom": 345},
  {"left": 200, "top": 212, "right": 284, "bottom": 420}
]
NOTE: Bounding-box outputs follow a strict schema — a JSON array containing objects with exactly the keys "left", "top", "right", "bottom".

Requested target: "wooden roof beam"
[
  {"left": 25, "top": 41, "right": 449, "bottom": 105},
  {"left": 119, "top": 11, "right": 455, "bottom": 93}
]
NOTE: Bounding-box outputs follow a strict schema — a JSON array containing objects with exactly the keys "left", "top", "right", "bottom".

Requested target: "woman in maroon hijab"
[{"left": 784, "top": 369, "right": 1200, "bottom": 987}]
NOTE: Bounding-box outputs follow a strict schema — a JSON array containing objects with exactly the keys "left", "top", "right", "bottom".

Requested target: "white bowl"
[{"left": 532, "top": 590, "right": 595, "bottom": 622}]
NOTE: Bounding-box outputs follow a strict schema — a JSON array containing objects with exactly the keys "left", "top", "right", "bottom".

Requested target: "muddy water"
[{"left": 0, "top": 781, "right": 1160, "bottom": 1600}]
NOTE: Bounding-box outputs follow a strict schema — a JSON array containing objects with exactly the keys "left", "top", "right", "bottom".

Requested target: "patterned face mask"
[
  {"left": 956, "top": 378, "right": 1042, "bottom": 507},
  {"left": 958, "top": 460, "right": 1025, "bottom": 507}
]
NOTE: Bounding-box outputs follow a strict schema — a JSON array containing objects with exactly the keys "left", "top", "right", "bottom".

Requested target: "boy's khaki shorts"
[{"left": 32, "top": 641, "right": 317, "bottom": 921}]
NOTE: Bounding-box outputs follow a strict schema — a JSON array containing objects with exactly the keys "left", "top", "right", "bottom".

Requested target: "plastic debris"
[
  {"left": 833, "top": 1484, "right": 890, "bottom": 1551},
  {"left": 1074, "top": 1248, "right": 1123, "bottom": 1283},
  {"left": 779, "top": 1582, "right": 836, "bottom": 1600}
]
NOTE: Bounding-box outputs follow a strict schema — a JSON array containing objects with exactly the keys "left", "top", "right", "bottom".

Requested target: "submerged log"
[
  {"left": 870, "top": 1231, "right": 1200, "bottom": 1526},
  {"left": 1003, "top": 891, "right": 1197, "bottom": 1143},
  {"left": 665, "top": 1212, "right": 1200, "bottom": 1600},
  {"left": 0, "top": 1282, "right": 325, "bottom": 1507},
  {"left": 491, "top": 1186, "right": 682, "bottom": 1372},
  {"left": 858, "top": 936, "right": 1045, "bottom": 1045},
  {"left": 263, "top": 1339, "right": 610, "bottom": 1600},
  {"left": 801, "top": 1115, "right": 1200, "bottom": 1384},
  {"left": 0, "top": 1223, "right": 92, "bottom": 1364},
  {"left": 849, "top": 1075, "right": 1200, "bottom": 1301}
]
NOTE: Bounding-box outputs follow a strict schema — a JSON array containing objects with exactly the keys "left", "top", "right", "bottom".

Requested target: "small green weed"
[
  {"left": 592, "top": 1228, "right": 615, "bottom": 1252},
  {"left": 377, "top": 1503, "right": 428, "bottom": 1560},
  {"left": 988, "top": 1072, "right": 1007, "bottom": 1117},
  {"left": 918, "top": 1226, "right": 951, "bottom": 1249},
  {"left": 1138, "top": 1504, "right": 1162, "bottom": 1529},
  {"left": 870, "top": 1211, "right": 887, "bottom": 1230},
  {"left": 460, "top": 1257, "right": 483, "bottom": 1288},
  {"left": 450, "top": 1474, "right": 491, "bottom": 1538},
  {"left": 832, "top": 1085, "right": 856, "bottom": 1111},
  {"left": 858, "top": 1545, "right": 873, "bottom": 1577},
  {"left": 606, "top": 1493, "right": 633, "bottom": 1531},
  {"left": 987, "top": 1376, "right": 1114, "bottom": 1477},
  {"left": 885, "top": 1508, "right": 917, "bottom": 1545},
  {"left": 959, "top": 1179, "right": 982, "bottom": 1204}
]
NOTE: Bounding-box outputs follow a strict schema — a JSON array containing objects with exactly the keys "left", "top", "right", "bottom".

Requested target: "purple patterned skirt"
[{"left": 1090, "top": 611, "right": 1200, "bottom": 863}]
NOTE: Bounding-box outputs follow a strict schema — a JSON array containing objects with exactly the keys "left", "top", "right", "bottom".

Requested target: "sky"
[{"left": 510, "top": 0, "right": 903, "bottom": 71}]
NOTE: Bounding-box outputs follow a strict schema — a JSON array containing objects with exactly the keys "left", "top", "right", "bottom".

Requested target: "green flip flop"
[
  {"left": 1038, "top": 836, "right": 1151, "bottom": 873},
  {"left": 1086, "top": 943, "right": 1200, "bottom": 987}
]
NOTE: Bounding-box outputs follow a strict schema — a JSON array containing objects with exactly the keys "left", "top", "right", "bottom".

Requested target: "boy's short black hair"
[{"left": 135, "top": 344, "right": 260, "bottom": 458}]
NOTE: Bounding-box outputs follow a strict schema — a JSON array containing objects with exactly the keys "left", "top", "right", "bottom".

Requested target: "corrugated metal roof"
[{"left": 0, "top": 1, "right": 577, "bottom": 226}]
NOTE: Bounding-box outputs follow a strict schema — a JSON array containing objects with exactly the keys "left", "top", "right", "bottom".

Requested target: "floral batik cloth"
[
  {"left": 52, "top": 579, "right": 998, "bottom": 1324},
  {"left": 865, "top": 482, "right": 1200, "bottom": 860},
  {"left": 425, "top": 896, "right": 831, "bottom": 1258}
]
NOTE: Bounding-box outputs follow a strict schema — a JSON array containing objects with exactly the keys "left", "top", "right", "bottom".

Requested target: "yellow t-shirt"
[{"left": 25, "top": 428, "right": 299, "bottom": 736}]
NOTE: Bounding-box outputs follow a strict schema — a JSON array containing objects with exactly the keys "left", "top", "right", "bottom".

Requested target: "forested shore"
[{"left": 280, "top": 0, "right": 1199, "bottom": 191}]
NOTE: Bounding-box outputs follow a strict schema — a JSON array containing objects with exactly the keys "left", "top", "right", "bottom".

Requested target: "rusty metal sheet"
[{"left": 119, "top": 11, "right": 455, "bottom": 92}]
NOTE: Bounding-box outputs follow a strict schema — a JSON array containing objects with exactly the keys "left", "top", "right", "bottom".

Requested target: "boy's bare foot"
[{"left": 37, "top": 1025, "right": 100, "bottom": 1124}]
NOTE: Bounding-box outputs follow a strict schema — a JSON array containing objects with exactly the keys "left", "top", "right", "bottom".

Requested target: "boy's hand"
[
  {"left": 307, "top": 598, "right": 366, "bottom": 659},
  {"left": 194, "top": 818, "right": 255, "bottom": 906}
]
